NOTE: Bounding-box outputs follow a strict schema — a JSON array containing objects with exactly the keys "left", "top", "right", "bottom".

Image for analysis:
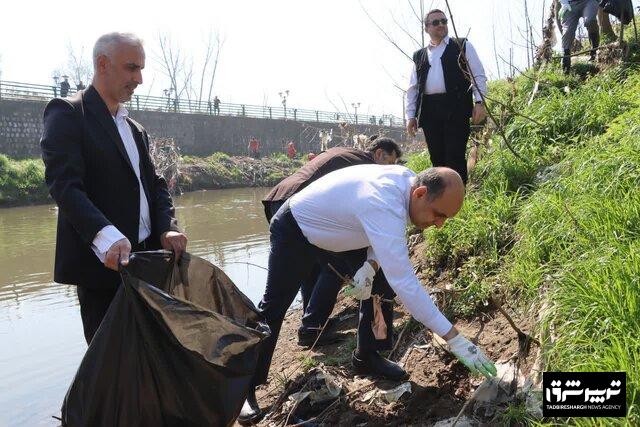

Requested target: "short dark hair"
[
  {"left": 366, "top": 137, "right": 402, "bottom": 158},
  {"left": 424, "top": 9, "right": 446, "bottom": 24},
  {"left": 415, "top": 168, "right": 447, "bottom": 201}
]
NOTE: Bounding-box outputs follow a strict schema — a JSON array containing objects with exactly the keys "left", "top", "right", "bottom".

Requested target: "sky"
[{"left": 1, "top": 0, "right": 638, "bottom": 118}]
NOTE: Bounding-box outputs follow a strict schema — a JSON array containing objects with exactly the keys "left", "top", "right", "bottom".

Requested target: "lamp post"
[
  {"left": 279, "top": 90, "right": 289, "bottom": 119},
  {"left": 52, "top": 75, "right": 60, "bottom": 97},
  {"left": 351, "top": 102, "right": 360, "bottom": 124}
]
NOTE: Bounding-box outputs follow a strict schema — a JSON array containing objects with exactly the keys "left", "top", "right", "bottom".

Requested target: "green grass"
[
  {"left": 0, "top": 155, "right": 49, "bottom": 206},
  {"left": 403, "top": 44, "right": 640, "bottom": 424}
]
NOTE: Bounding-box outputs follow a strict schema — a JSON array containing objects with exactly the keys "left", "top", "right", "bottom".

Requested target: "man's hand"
[
  {"left": 472, "top": 103, "right": 487, "bottom": 125},
  {"left": 559, "top": 3, "right": 571, "bottom": 22},
  {"left": 447, "top": 333, "right": 497, "bottom": 378},
  {"left": 345, "top": 261, "right": 375, "bottom": 300},
  {"left": 406, "top": 118, "right": 418, "bottom": 137},
  {"left": 105, "top": 238, "right": 131, "bottom": 271},
  {"left": 161, "top": 231, "right": 188, "bottom": 260}
]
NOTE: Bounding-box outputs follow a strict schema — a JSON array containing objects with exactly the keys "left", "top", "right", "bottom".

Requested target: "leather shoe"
[
  {"left": 297, "top": 328, "right": 343, "bottom": 347},
  {"left": 237, "top": 389, "right": 262, "bottom": 425},
  {"left": 352, "top": 350, "right": 409, "bottom": 381}
]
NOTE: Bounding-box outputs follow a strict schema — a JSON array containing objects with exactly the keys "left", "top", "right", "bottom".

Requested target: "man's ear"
[{"left": 413, "top": 185, "right": 427, "bottom": 198}]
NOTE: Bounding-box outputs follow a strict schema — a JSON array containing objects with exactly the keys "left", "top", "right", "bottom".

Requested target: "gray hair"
[
  {"left": 415, "top": 168, "right": 448, "bottom": 201},
  {"left": 92, "top": 32, "right": 143, "bottom": 69}
]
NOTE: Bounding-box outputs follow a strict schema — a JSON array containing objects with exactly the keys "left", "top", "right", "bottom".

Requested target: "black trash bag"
[
  {"left": 599, "top": 0, "right": 634, "bottom": 25},
  {"left": 61, "top": 250, "right": 270, "bottom": 427}
]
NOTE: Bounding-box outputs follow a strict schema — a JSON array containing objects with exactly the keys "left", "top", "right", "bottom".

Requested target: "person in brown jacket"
[{"left": 261, "top": 137, "right": 401, "bottom": 347}]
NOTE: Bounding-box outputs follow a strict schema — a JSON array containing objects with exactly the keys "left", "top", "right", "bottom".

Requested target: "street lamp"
[
  {"left": 279, "top": 90, "right": 290, "bottom": 119},
  {"left": 351, "top": 102, "right": 360, "bottom": 124},
  {"left": 52, "top": 75, "right": 60, "bottom": 97}
]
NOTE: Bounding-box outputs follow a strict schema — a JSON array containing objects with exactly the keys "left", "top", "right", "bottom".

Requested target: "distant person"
[
  {"left": 213, "top": 95, "right": 220, "bottom": 115},
  {"left": 559, "top": 0, "right": 600, "bottom": 74},
  {"left": 286, "top": 141, "right": 297, "bottom": 159},
  {"left": 319, "top": 129, "right": 332, "bottom": 152},
  {"left": 248, "top": 137, "right": 260, "bottom": 158},
  {"left": 60, "top": 76, "right": 71, "bottom": 98},
  {"left": 406, "top": 8, "right": 488, "bottom": 184},
  {"left": 40, "top": 32, "right": 187, "bottom": 345},
  {"left": 76, "top": 81, "right": 86, "bottom": 91}
]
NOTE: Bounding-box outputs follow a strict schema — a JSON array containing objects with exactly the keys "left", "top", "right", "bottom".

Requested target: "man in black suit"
[{"left": 40, "top": 32, "right": 188, "bottom": 344}]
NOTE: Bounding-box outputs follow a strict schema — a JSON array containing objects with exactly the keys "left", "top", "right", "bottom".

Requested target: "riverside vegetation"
[
  {"left": 407, "top": 57, "right": 640, "bottom": 424},
  {"left": 0, "top": 152, "right": 303, "bottom": 206},
  {"left": 0, "top": 43, "right": 638, "bottom": 425}
]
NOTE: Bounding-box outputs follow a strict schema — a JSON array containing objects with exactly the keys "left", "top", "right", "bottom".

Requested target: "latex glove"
[
  {"left": 559, "top": 3, "right": 571, "bottom": 22},
  {"left": 345, "top": 261, "right": 375, "bottom": 300},
  {"left": 447, "top": 334, "right": 497, "bottom": 378}
]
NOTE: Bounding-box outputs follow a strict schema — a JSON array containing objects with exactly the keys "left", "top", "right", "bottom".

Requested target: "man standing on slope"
[
  {"left": 558, "top": 0, "right": 600, "bottom": 74},
  {"left": 406, "top": 9, "right": 488, "bottom": 185}
]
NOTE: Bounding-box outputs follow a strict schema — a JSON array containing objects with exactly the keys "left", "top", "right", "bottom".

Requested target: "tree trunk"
[{"left": 598, "top": 7, "right": 617, "bottom": 41}]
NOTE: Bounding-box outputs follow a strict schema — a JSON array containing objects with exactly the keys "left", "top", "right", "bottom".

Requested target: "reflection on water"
[{"left": 0, "top": 188, "right": 273, "bottom": 427}]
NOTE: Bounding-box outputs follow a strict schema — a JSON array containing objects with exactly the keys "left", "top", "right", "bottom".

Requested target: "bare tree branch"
[{"left": 358, "top": 0, "right": 412, "bottom": 60}]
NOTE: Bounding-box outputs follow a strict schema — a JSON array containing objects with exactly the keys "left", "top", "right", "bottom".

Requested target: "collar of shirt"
[
  {"left": 113, "top": 104, "right": 129, "bottom": 121},
  {"left": 428, "top": 36, "right": 450, "bottom": 50}
]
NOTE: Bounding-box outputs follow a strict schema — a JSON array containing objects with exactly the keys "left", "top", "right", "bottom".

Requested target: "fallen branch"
[{"left": 489, "top": 296, "right": 540, "bottom": 348}]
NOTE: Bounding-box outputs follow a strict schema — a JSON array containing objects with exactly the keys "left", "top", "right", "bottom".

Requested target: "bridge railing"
[{"left": 0, "top": 80, "right": 403, "bottom": 127}]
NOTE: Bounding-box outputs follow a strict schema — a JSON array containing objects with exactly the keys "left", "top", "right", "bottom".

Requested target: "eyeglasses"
[{"left": 427, "top": 18, "right": 448, "bottom": 27}]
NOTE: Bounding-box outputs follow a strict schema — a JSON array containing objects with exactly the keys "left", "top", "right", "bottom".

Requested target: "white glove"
[
  {"left": 345, "top": 261, "right": 375, "bottom": 300},
  {"left": 447, "top": 334, "right": 497, "bottom": 378},
  {"left": 559, "top": 3, "right": 571, "bottom": 21}
]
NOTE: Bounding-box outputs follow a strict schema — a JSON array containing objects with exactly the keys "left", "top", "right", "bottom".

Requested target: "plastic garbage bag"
[{"left": 61, "top": 250, "right": 270, "bottom": 427}]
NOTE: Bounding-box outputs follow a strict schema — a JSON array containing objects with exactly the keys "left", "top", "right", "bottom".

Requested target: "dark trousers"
[
  {"left": 420, "top": 94, "right": 472, "bottom": 184},
  {"left": 252, "top": 202, "right": 394, "bottom": 387},
  {"left": 265, "top": 200, "right": 342, "bottom": 330},
  {"left": 75, "top": 240, "right": 149, "bottom": 345},
  {"left": 77, "top": 284, "right": 119, "bottom": 344},
  {"left": 264, "top": 201, "right": 390, "bottom": 337}
]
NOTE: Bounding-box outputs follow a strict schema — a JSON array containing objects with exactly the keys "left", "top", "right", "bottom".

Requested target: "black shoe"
[
  {"left": 297, "top": 328, "right": 343, "bottom": 347},
  {"left": 352, "top": 350, "right": 409, "bottom": 381},
  {"left": 237, "top": 390, "right": 262, "bottom": 425}
]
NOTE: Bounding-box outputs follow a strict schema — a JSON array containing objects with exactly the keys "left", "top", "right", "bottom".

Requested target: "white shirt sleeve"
[
  {"left": 406, "top": 65, "right": 419, "bottom": 120},
  {"left": 360, "top": 206, "right": 453, "bottom": 337},
  {"left": 92, "top": 225, "right": 126, "bottom": 263},
  {"left": 464, "top": 41, "right": 488, "bottom": 103}
]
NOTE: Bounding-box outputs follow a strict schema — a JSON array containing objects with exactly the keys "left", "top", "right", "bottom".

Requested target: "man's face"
[
  {"left": 425, "top": 12, "right": 449, "bottom": 41},
  {"left": 98, "top": 43, "right": 145, "bottom": 103},
  {"left": 408, "top": 183, "right": 463, "bottom": 230},
  {"left": 373, "top": 149, "right": 398, "bottom": 165}
]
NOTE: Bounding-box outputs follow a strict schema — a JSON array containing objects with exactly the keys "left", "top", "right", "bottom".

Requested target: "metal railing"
[{"left": 0, "top": 80, "right": 403, "bottom": 127}]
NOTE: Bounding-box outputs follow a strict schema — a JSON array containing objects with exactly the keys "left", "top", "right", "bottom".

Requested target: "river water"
[{"left": 0, "top": 188, "right": 276, "bottom": 427}]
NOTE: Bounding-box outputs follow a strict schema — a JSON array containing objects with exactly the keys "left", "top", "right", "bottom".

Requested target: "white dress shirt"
[
  {"left": 289, "top": 164, "right": 453, "bottom": 337},
  {"left": 91, "top": 105, "right": 152, "bottom": 262},
  {"left": 406, "top": 36, "right": 488, "bottom": 119}
]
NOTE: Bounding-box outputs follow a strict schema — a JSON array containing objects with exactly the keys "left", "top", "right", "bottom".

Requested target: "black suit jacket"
[{"left": 40, "top": 85, "right": 180, "bottom": 290}]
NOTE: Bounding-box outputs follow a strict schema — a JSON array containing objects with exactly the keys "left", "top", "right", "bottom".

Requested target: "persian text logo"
[{"left": 542, "top": 372, "right": 626, "bottom": 417}]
